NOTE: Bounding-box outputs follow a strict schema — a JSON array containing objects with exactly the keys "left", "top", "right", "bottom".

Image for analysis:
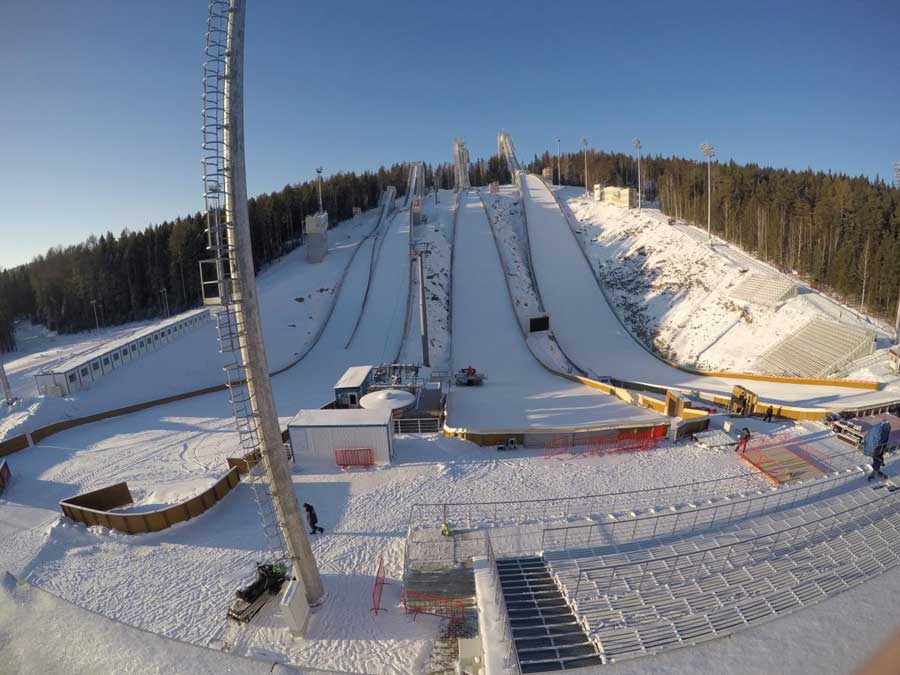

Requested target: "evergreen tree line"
[
  {"left": 0, "top": 154, "right": 514, "bottom": 352},
  {"left": 527, "top": 149, "right": 900, "bottom": 323},
  {"left": 0, "top": 164, "right": 416, "bottom": 349}
]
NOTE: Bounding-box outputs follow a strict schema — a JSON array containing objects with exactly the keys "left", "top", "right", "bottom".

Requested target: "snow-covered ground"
[
  {"left": 446, "top": 189, "right": 659, "bottom": 431},
  {"left": 521, "top": 175, "right": 900, "bottom": 408},
  {"left": 399, "top": 190, "right": 455, "bottom": 370},
  {"left": 2, "top": 430, "right": 766, "bottom": 674},
  {"left": 563, "top": 188, "right": 898, "bottom": 384},
  {"left": 5, "top": 174, "right": 900, "bottom": 675},
  {"left": 0, "top": 207, "right": 385, "bottom": 443}
]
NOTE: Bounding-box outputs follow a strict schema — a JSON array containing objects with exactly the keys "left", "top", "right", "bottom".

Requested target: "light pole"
[
  {"left": 556, "top": 137, "right": 561, "bottom": 185},
  {"left": 895, "top": 163, "right": 900, "bottom": 342},
  {"left": 632, "top": 138, "right": 642, "bottom": 213},
  {"left": 90, "top": 300, "right": 100, "bottom": 331},
  {"left": 581, "top": 137, "right": 589, "bottom": 196},
  {"left": 701, "top": 143, "right": 715, "bottom": 242},
  {"left": 159, "top": 289, "right": 170, "bottom": 318},
  {"left": 315, "top": 166, "right": 324, "bottom": 214},
  {"left": 0, "top": 354, "right": 12, "bottom": 405}
]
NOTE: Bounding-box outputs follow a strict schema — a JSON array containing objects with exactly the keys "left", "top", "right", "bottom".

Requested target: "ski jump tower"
[
  {"left": 452, "top": 138, "right": 470, "bottom": 191},
  {"left": 497, "top": 130, "right": 521, "bottom": 179},
  {"left": 201, "top": 0, "right": 323, "bottom": 621}
]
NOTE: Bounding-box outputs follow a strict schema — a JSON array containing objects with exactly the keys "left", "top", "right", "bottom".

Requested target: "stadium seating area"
[
  {"left": 729, "top": 274, "right": 797, "bottom": 308},
  {"left": 492, "top": 460, "right": 899, "bottom": 668},
  {"left": 757, "top": 317, "right": 876, "bottom": 378}
]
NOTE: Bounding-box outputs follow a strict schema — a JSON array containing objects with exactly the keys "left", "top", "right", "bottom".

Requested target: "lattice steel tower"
[
  {"left": 452, "top": 138, "right": 470, "bottom": 191},
  {"left": 202, "top": 0, "right": 323, "bottom": 607}
]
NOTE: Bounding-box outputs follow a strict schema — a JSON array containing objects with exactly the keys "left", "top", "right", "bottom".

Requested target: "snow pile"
[{"left": 563, "top": 189, "right": 893, "bottom": 378}]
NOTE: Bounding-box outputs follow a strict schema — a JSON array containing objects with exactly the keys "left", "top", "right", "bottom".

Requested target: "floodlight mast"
[
  {"left": 204, "top": 0, "right": 323, "bottom": 606},
  {"left": 315, "top": 166, "right": 324, "bottom": 214},
  {"left": 632, "top": 138, "right": 642, "bottom": 213},
  {"left": 580, "top": 137, "right": 590, "bottom": 196},
  {"left": 0, "top": 355, "right": 12, "bottom": 405},
  {"left": 556, "top": 138, "right": 561, "bottom": 185},
  {"left": 701, "top": 143, "right": 715, "bottom": 242}
]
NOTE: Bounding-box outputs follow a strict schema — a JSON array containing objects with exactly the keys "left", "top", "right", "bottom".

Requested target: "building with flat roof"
[{"left": 33, "top": 308, "right": 209, "bottom": 397}]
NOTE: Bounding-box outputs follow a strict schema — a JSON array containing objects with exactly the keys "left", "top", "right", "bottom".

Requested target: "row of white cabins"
[{"left": 34, "top": 308, "right": 209, "bottom": 397}]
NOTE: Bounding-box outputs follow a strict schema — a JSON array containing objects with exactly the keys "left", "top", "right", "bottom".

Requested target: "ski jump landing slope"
[
  {"left": 521, "top": 174, "right": 894, "bottom": 410},
  {"left": 445, "top": 191, "right": 660, "bottom": 432}
]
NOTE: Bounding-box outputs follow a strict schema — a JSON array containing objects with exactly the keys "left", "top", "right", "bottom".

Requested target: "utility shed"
[
  {"left": 288, "top": 407, "right": 394, "bottom": 465},
  {"left": 333, "top": 365, "right": 373, "bottom": 408}
]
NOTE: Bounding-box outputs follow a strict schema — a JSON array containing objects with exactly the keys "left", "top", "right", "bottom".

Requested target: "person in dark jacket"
[
  {"left": 736, "top": 427, "right": 751, "bottom": 453},
  {"left": 303, "top": 503, "right": 324, "bottom": 534},
  {"left": 763, "top": 406, "right": 774, "bottom": 423},
  {"left": 869, "top": 443, "right": 888, "bottom": 482}
]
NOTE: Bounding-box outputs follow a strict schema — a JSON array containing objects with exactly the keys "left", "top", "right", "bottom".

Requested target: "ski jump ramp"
[
  {"left": 519, "top": 174, "right": 893, "bottom": 412},
  {"left": 445, "top": 191, "right": 661, "bottom": 435}
]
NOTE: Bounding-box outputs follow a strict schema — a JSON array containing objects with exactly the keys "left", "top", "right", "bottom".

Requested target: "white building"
[
  {"left": 288, "top": 407, "right": 394, "bottom": 466},
  {"left": 33, "top": 308, "right": 209, "bottom": 397}
]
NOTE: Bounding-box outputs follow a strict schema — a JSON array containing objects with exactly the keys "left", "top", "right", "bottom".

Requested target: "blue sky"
[{"left": 1, "top": 0, "right": 898, "bottom": 269}]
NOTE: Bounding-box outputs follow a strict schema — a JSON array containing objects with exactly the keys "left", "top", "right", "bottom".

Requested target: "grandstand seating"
[
  {"left": 757, "top": 317, "right": 876, "bottom": 378},
  {"left": 494, "top": 461, "right": 899, "bottom": 667},
  {"left": 729, "top": 274, "right": 797, "bottom": 308}
]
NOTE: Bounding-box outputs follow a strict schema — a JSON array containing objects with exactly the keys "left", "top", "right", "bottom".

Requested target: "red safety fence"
[
  {"left": 334, "top": 447, "right": 374, "bottom": 469},
  {"left": 401, "top": 590, "right": 464, "bottom": 624},
  {"left": 371, "top": 554, "right": 389, "bottom": 615},
  {"left": 543, "top": 438, "right": 571, "bottom": 460},
  {"left": 545, "top": 427, "right": 667, "bottom": 460}
]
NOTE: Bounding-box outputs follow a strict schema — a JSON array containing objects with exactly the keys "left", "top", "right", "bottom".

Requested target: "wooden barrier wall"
[{"left": 59, "top": 468, "right": 241, "bottom": 535}]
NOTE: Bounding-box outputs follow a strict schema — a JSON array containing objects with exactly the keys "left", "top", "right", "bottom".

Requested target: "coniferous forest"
[
  {"left": 2, "top": 149, "right": 896, "bottom": 354},
  {"left": 527, "top": 150, "right": 900, "bottom": 327}
]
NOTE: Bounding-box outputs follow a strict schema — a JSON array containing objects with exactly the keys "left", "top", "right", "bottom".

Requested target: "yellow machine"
[{"left": 729, "top": 385, "right": 758, "bottom": 417}]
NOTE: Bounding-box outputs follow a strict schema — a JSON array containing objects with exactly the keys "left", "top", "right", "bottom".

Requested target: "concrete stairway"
[{"left": 497, "top": 557, "right": 601, "bottom": 673}]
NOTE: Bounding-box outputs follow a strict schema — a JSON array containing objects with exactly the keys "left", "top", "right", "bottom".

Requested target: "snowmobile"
[
  {"left": 454, "top": 366, "right": 485, "bottom": 386},
  {"left": 227, "top": 563, "right": 288, "bottom": 623}
]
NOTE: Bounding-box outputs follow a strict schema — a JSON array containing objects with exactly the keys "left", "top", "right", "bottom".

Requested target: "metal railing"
[
  {"left": 485, "top": 536, "right": 522, "bottom": 675},
  {"left": 393, "top": 417, "right": 441, "bottom": 434},
  {"left": 569, "top": 483, "right": 900, "bottom": 607},
  {"left": 541, "top": 465, "right": 867, "bottom": 553},
  {"left": 407, "top": 443, "right": 869, "bottom": 536}
]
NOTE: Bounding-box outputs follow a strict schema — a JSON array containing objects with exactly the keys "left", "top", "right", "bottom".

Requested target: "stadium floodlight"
[
  {"left": 556, "top": 137, "right": 561, "bottom": 185},
  {"left": 632, "top": 138, "right": 642, "bottom": 213},
  {"left": 894, "top": 161, "right": 900, "bottom": 189},
  {"left": 315, "top": 166, "right": 324, "bottom": 214},
  {"left": 581, "top": 137, "right": 589, "bottom": 195},
  {"left": 701, "top": 143, "right": 715, "bottom": 242}
]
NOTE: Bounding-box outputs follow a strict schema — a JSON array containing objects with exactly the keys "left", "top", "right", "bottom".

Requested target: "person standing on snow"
[
  {"left": 764, "top": 406, "right": 774, "bottom": 423},
  {"left": 736, "top": 427, "right": 751, "bottom": 453},
  {"left": 303, "top": 503, "right": 324, "bottom": 535},
  {"left": 869, "top": 442, "right": 888, "bottom": 482}
]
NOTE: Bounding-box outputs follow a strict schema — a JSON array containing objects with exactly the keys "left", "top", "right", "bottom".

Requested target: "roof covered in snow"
[
  {"left": 288, "top": 407, "right": 391, "bottom": 428},
  {"left": 333, "top": 365, "right": 373, "bottom": 390}
]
